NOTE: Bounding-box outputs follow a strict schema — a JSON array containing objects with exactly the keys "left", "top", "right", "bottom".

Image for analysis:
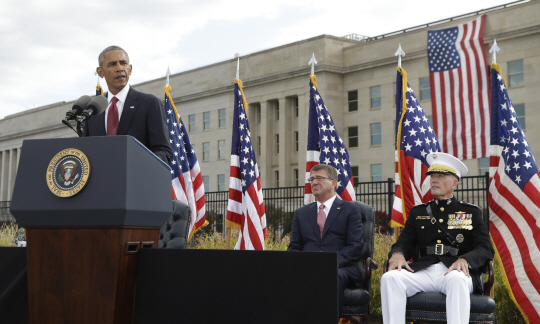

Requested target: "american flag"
[
  {"left": 488, "top": 63, "right": 540, "bottom": 323},
  {"left": 226, "top": 80, "right": 266, "bottom": 250},
  {"left": 304, "top": 75, "right": 355, "bottom": 204},
  {"left": 392, "top": 67, "right": 440, "bottom": 228},
  {"left": 428, "top": 15, "right": 489, "bottom": 161},
  {"left": 164, "top": 85, "right": 207, "bottom": 240}
]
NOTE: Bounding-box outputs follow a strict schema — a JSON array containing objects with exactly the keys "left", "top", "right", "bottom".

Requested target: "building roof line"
[{"left": 360, "top": 0, "right": 530, "bottom": 43}]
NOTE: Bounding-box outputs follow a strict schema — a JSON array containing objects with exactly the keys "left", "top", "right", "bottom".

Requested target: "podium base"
[{"left": 26, "top": 226, "right": 159, "bottom": 324}]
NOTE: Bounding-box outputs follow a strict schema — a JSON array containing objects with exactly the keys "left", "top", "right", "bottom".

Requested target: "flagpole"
[
  {"left": 394, "top": 45, "right": 406, "bottom": 240},
  {"left": 227, "top": 58, "right": 241, "bottom": 250}
]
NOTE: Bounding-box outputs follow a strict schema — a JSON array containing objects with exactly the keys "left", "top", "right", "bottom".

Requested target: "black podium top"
[{"left": 11, "top": 136, "right": 172, "bottom": 227}]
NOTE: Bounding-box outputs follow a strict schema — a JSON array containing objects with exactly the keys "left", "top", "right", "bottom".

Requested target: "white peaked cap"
[{"left": 425, "top": 152, "right": 468, "bottom": 179}]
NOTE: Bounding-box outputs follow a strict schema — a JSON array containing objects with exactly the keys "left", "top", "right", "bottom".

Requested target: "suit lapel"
[
  {"left": 90, "top": 112, "right": 106, "bottom": 136},
  {"left": 307, "top": 203, "right": 320, "bottom": 239},
  {"left": 322, "top": 198, "right": 344, "bottom": 239},
  {"left": 117, "top": 87, "right": 138, "bottom": 135}
]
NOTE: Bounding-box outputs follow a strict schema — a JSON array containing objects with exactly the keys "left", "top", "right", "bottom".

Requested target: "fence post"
[{"left": 387, "top": 178, "right": 394, "bottom": 217}]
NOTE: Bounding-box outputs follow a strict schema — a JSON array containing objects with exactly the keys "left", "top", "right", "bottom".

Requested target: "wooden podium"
[{"left": 10, "top": 136, "right": 172, "bottom": 324}]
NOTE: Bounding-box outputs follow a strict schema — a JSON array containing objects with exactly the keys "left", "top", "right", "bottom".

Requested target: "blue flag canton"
[
  {"left": 177, "top": 116, "right": 198, "bottom": 169},
  {"left": 164, "top": 97, "right": 190, "bottom": 177},
  {"left": 493, "top": 72, "right": 537, "bottom": 189},
  {"left": 427, "top": 27, "right": 461, "bottom": 73},
  {"left": 399, "top": 82, "right": 440, "bottom": 165},
  {"left": 231, "top": 84, "right": 258, "bottom": 193},
  {"left": 310, "top": 82, "right": 353, "bottom": 191}
]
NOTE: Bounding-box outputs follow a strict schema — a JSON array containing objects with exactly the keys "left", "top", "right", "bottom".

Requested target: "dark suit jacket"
[
  {"left": 288, "top": 198, "right": 364, "bottom": 286},
  {"left": 388, "top": 197, "right": 494, "bottom": 293},
  {"left": 83, "top": 87, "right": 172, "bottom": 164}
]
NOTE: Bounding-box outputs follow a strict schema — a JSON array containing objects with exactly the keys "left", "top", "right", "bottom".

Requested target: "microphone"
[
  {"left": 64, "top": 95, "right": 92, "bottom": 121},
  {"left": 78, "top": 95, "right": 108, "bottom": 121}
]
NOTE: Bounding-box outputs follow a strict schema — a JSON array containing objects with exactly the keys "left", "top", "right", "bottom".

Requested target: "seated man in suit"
[
  {"left": 381, "top": 152, "right": 494, "bottom": 324},
  {"left": 83, "top": 45, "right": 172, "bottom": 164},
  {"left": 288, "top": 164, "right": 363, "bottom": 317}
]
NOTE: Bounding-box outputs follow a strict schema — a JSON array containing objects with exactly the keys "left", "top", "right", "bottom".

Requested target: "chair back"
[
  {"left": 352, "top": 201, "right": 375, "bottom": 290},
  {"left": 158, "top": 200, "right": 191, "bottom": 249}
]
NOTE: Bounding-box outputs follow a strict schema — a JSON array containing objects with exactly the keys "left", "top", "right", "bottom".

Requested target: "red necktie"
[
  {"left": 317, "top": 204, "right": 326, "bottom": 238},
  {"left": 107, "top": 97, "right": 119, "bottom": 136}
]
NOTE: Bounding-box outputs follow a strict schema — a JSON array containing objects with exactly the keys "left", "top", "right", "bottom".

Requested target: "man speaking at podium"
[{"left": 83, "top": 45, "right": 172, "bottom": 164}]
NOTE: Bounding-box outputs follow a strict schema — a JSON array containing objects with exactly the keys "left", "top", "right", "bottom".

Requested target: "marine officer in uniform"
[{"left": 380, "top": 152, "right": 494, "bottom": 324}]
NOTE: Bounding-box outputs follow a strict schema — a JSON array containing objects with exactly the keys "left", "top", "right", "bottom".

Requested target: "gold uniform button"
[
  {"left": 440, "top": 207, "right": 445, "bottom": 212},
  {"left": 438, "top": 229, "right": 441, "bottom": 233},
  {"left": 421, "top": 226, "right": 425, "bottom": 229},
  {"left": 437, "top": 240, "right": 442, "bottom": 243},
  {"left": 439, "top": 219, "right": 444, "bottom": 223}
]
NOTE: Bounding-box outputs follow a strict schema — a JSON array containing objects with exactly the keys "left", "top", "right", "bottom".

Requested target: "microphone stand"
[{"left": 62, "top": 119, "right": 83, "bottom": 137}]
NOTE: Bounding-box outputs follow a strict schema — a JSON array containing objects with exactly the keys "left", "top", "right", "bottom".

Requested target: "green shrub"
[{"left": 0, "top": 222, "right": 18, "bottom": 247}]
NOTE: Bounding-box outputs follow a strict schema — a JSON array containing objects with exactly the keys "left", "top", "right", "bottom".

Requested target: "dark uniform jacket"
[{"left": 389, "top": 197, "right": 494, "bottom": 293}]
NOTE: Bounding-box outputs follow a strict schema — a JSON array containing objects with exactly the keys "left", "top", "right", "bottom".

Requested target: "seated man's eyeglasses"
[{"left": 307, "top": 176, "right": 332, "bottom": 183}]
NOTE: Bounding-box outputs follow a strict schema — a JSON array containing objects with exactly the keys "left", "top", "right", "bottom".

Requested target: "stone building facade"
[{"left": 1, "top": 1, "right": 539, "bottom": 221}]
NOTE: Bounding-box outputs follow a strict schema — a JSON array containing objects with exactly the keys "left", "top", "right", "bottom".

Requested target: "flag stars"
[
  {"left": 513, "top": 162, "right": 520, "bottom": 171},
  {"left": 404, "top": 143, "right": 412, "bottom": 151},
  {"left": 512, "top": 150, "right": 520, "bottom": 158},
  {"left": 409, "top": 129, "right": 418, "bottom": 137},
  {"left": 510, "top": 138, "right": 519, "bottom": 146},
  {"left": 323, "top": 147, "right": 330, "bottom": 154},
  {"left": 414, "top": 138, "right": 423, "bottom": 146},
  {"left": 515, "top": 175, "right": 521, "bottom": 184},
  {"left": 249, "top": 170, "right": 255, "bottom": 177},
  {"left": 510, "top": 127, "right": 518, "bottom": 134},
  {"left": 413, "top": 116, "right": 421, "bottom": 123}
]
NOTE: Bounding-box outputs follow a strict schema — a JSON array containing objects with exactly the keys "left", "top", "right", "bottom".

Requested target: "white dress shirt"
[
  {"left": 316, "top": 194, "right": 337, "bottom": 218},
  {"left": 104, "top": 84, "right": 130, "bottom": 133}
]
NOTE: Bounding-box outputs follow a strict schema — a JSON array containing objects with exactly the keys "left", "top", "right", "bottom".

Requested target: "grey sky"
[{"left": 0, "top": 0, "right": 514, "bottom": 119}]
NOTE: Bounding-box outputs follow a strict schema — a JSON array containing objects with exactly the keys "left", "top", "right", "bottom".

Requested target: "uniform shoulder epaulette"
[{"left": 458, "top": 200, "right": 482, "bottom": 211}]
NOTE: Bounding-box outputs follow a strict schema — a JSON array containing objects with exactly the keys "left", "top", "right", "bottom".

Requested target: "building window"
[
  {"left": 276, "top": 134, "right": 279, "bottom": 153},
  {"left": 478, "top": 158, "right": 489, "bottom": 177},
  {"left": 217, "top": 174, "right": 225, "bottom": 191},
  {"left": 203, "top": 142, "right": 210, "bottom": 161},
  {"left": 258, "top": 136, "right": 261, "bottom": 156},
  {"left": 514, "top": 103, "right": 525, "bottom": 129},
  {"left": 348, "top": 126, "right": 358, "bottom": 148},
  {"left": 427, "top": 115, "right": 433, "bottom": 126},
  {"left": 393, "top": 82, "right": 397, "bottom": 106},
  {"left": 203, "top": 176, "right": 209, "bottom": 192},
  {"left": 189, "top": 114, "right": 195, "bottom": 132},
  {"left": 294, "top": 97, "right": 299, "bottom": 117},
  {"left": 371, "top": 123, "right": 381, "bottom": 146},
  {"left": 370, "top": 86, "right": 381, "bottom": 109},
  {"left": 348, "top": 90, "right": 358, "bottom": 112},
  {"left": 218, "top": 140, "right": 226, "bottom": 159},
  {"left": 371, "top": 164, "right": 382, "bottom": 182},
  {"left": 219, "top": 109, "right": 226, "bottom": 128},
  {"left": 420, "top": 77, "right": 431, "bottom": 100},
  {"left": 203, "top": 112, "right": 210, "bottom": 130},
  {"left": 275, "top": 170, "right": 279, "bottom": 187},
  {"left": 295, "top": 131, "right": 299, "bottom": 151},
  {"left": 275, "top": 102, "right": 280, "bottom": 120},
  {"left": 508, "top": 59, "right": 524, "bottom": 87},
  {"left": 351, "top": 166, "right": 359, "bottom": 185},
  {"left": 294, "top": 169, "right": 299, "bottom": 186}
]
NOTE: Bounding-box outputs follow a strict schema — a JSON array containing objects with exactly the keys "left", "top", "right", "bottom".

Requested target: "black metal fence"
[
  {"left": 0, "top": 173, "right": 490, "bottom": 233},
  {"left": 201, "top": 173, "right": 490, "bottom": 239},
  {"left": 0, "top": 201, "right": 13, "bottom": 223}
]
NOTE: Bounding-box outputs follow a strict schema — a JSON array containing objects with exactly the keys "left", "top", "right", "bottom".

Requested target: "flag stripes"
[{"left": 429, "top": 15, "right": 489, "bottom": 160}]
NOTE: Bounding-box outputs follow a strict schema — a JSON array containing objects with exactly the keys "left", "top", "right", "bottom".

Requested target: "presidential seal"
[{"left": 46, "top": 148, "right": 91, "bottom": 197}]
